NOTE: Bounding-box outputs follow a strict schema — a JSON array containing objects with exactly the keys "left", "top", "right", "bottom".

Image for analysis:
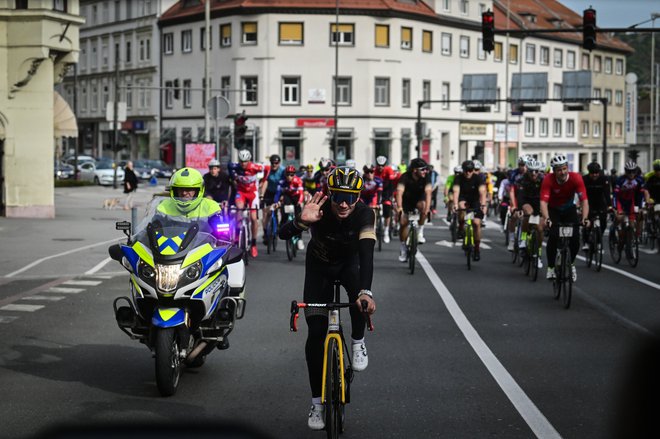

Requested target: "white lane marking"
[
  {"left": 62, "top": 280, "right": 102, "bottom": 286},
  {"left": 46, "top": 287, "right": 85, "bottom": 294},
  {"left": 434, "top": 240, "right": 491, "bottom": 250},
  {"left": 435, "top": 240, "right": 457, "bottom": 248},
  {"left": 0, "top": 304, "right": 45, "bottom": 312},
  {"left": 481, "top": 243, "right": 492, "bottom": 250},
  {"left": 3, "top": 237, "right": 122, "bottom": 278},
  {"left": 639, "top": 247, "right": 658, "bottom": 255},
  {"left": 0, "top": 316, "right": 19, "bottom": 323},
  {"left": 90, "top": 275, "right": 114, "bottom": 279},
  {"left": 21, "top": 295, "right": 66, "bottom": 302},
  {"left": 416, "top": 250, "right": 562, "bottom": 439},
  {"left": 85, "top": 257, "right": 112, "bottom": 275}
]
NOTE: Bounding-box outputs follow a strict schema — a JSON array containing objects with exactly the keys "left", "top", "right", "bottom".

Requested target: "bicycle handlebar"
[{"left": 289, "top": 300, "right": 374, "bottom": 332}]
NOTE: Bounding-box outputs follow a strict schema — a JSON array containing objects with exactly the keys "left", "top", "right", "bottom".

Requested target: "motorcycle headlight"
[
  {"left": 184, "top": 261, "right": 202, "bottom": 281},
  {"left": 156, "top": 264, "right": 181, "bottom": 292},
  {"left": 138, "top": 260, "right": 155, "bottom": 279}
]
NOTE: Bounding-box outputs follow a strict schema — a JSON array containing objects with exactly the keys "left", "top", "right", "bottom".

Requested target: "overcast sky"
[{"left": 559, "top": 0, "right": 659, "bottom": 28}]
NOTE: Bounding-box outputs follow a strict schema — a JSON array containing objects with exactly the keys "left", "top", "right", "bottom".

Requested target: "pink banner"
[{"left": 185, "top": 143, "right": 216, "bottom": 173}]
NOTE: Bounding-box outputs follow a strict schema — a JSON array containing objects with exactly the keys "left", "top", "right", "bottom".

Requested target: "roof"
[
  {"left": 493, "top": 0, "right": 633, "bottom": 54},
  {"left": 160, "top": 0, "right": 437, "bottom": 23}
]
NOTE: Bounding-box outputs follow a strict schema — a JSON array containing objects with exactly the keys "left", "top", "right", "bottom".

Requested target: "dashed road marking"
[
  {"left": 0, "top": 304, "right": 45, "bottom": 312},
  {"left": 0, "top": 316, "right": 19, "bottom": 323},
  {"left": 62, "top": 280, "right": 102, "bottom": 286},
  {"left": 21, "top": 295, "right": 66, "bottom": 302},
  {"left": 46, "top": 287, "right": 85, "bottom": 294}
]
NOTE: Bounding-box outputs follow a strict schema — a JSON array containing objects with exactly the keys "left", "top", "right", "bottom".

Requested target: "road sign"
[{"left": 207, "top": 96, "right": 230, "bottom": 120}]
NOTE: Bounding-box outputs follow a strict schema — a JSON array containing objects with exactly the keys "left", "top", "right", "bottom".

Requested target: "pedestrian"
[{"left": 123, "top": 161, "right": 138, "bottom": 210}]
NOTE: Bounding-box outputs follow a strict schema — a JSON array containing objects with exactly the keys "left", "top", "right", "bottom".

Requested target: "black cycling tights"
[
  {"left": 547, "top": 207, "right": 580, "bottom": 268},
  {"left": 303, "top": 255, "right": 366, "bottom": 398}
]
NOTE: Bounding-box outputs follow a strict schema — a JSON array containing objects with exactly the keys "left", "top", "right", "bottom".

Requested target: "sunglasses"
[
  {"left": 286, "top": 173, "right": 295, "bottom": 176},
  {"left": 364, "top": 170, "right": 374, "bottom": 174},
  {"left": 330, "top": 191, "right": 359, "bottom": 205}
]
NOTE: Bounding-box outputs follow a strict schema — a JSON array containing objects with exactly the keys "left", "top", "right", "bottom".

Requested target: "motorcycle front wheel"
[{"left": 155, "top": 328, "right": 182, "bottom": 396}]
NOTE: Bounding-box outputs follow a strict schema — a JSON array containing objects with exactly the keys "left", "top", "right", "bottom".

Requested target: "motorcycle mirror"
[
  {"left": 115, "top": 221, "right": 132, "bottom": 244},
  {"left": 224, "top": 246, "right": 244, "bottom": 265},
  {"left": 108, "top": 244, "right": 124, "bottom": 262}
]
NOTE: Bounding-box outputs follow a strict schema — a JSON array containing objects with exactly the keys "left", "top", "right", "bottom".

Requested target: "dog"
[{"left": 102, "top": 198, "right": 121, "bottom": 210}]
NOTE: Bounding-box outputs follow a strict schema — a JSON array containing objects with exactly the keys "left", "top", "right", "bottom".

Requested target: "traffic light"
[
  {"left": 481, "top": 10, "right": 495, "bottom": 53},
  {"left": 234, "top": 110, "right": 248, "bottom": 149},
  {"left": 583, "top": 8, "right": 597, "bottom": 51}
]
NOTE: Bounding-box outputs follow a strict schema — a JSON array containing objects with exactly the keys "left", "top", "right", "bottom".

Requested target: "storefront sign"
[
  {"left": 494, "top": 123, "right": 519, "bottom": 142},
  {"left": 460, "top": 123, "right": 487, "bottom": 136},
  {"left": 296, "top": 118, "right": 336, "bottom": 128},
  {"left": 185, "top": 143, "right": 216, "bottom": 173}
]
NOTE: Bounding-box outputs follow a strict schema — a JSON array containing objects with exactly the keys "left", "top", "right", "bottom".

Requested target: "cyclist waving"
[{"left": 279, "top": 167, "right": 376, "bottom": 430}]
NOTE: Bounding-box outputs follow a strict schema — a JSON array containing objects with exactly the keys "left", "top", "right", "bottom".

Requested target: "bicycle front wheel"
[
  {"left": 552, "top": 253, "right": 561, "bottom": 300},
  {"left": 408, "top": 226, "right": 417, "bottom": 275},
  {"left": 530, "top": 232, "right": 539, "bottom": 282},
  {"left": 561, "top": 249, "right": 573, "bottom": 309},
  {"left": 594, "top": 228, "right": 603, "bottom": 272},
  {"left": 465, "top": 225, "right": 473, "bottom": 270},
  {"left": 376, "top": 216, "right": 384, "bottom": 252},
  {"left": 625, "top": 227, "right": 639, "bottom": 267},
  {"left": 325, "top": 338, "right": 342, "bottom": 439},
  {"left": 608, "top": 227, "right": 621, "bottom": 264}
]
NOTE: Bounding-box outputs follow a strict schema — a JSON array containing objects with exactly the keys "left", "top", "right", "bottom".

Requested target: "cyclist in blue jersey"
[{"left": 261, "top": 154, "right": 285, "bottom": 245}]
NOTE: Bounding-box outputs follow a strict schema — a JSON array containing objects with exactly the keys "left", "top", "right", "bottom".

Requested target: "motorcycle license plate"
[
  {"left": 529, "top": 215, "right": 540, "bottom": 225},
  {"left": 408, "top": 213, "right": 420, "bottom": 221},
  {"left": 284, "top": 205, "right": 295, "bottom": 214},
  {"left": 559, "top": 227, "right": 573, "bottom": 237}
]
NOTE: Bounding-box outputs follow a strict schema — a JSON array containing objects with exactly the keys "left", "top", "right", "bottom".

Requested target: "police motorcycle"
[{"left": 108, "top": 196, "right": 246, "bottom": 396}]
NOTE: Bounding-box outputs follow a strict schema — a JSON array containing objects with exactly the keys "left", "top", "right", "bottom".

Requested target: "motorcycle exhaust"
[{"left": 186, "top": 341, "right": 208, "bottom": 362}]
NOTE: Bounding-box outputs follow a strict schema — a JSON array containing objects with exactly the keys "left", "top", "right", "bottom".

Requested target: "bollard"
[{"left": 131, "top": 207, "right": 138, "bottom": 235}]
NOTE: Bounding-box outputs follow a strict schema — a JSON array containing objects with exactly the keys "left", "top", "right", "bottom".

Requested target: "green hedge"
[{"left": 54, "top": 179, "right": 96, "bottom": 187}]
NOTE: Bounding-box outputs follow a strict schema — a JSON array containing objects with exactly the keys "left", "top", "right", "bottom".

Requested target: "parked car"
[
  {"left": 63, "top": 155, "right": 96, "bottom": 166},
  {"left": 78, "top": 161, "right": 125, "bottom": 186},
  {"left": 132, "top": 159, "right": 158, "bottom": 180},
  {"left": 54, "top": 161, "right": 75, "bottom": 180},
  {"left": 147, "top": 159, "right": 175, "bottom": 178}
]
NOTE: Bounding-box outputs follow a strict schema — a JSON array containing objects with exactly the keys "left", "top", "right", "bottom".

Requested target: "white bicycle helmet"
[
  {"left": 527, "top": 159, "right": 543, "bottom": 171},
  {"left": 473, "top": 160, "right": 483, "bottom": 170},
  {"left": 518, "top": 155, "right": 531, "bottom": 165},
  {"left": 453, "top": 166, "right": 462, "bottom": 173},
  {"left": 376, "top": 155, "right": 388, "bottom": 166},
  {"left": 624, "top": 161, "right": 637, "bottom": 171},
  {"left": 237, "top": 149, "right": 252, "bottom": 162},
  {"left": 550, "top": 154, "right": 568, "bottom": 168},
  {"left": 208, "top": 159, "right": 221, "bottom": 168}
]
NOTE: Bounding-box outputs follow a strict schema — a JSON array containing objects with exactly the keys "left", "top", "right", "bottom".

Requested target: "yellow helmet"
[
  {"left": 327, "top": 167, "right": 364, "bottom": 194},
  {"left": 169, "top": 167, "right": 205, "bottom": 213}
]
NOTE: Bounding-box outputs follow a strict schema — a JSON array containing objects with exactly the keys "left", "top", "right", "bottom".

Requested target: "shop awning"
[{"left": 53, "top": 90, "right": 78, "bottom": 137}]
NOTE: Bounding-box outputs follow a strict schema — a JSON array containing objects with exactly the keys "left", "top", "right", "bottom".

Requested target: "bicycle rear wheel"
[
  {"left": 561, "top": 249, "right": 573, "bottom": 309},
  {"left": 530, "top": 232, "right": 539, "bottom": 281},
  {"left": 552, "top": 253, "right": 561, "bottom": 300},
  {"left": 240, "top": 225, "right": 250, "bottom": 266},
  {"left": 511, "top": 225, "right": 520, "bottom": 264},
  {"left": 608, "top": 226, "right": 621, "bottom": 264},
  {"left": 594, "top": 228, "right": 603, "bottom": 272},
  {"left": 625, "top": 227, "right": 639, "bottom": 267},
  {"left": 465, "top": 225, "right": 472, "bottom": 270},
  {"left": 450, "top": 215, "right": 458, "bottom": 244},
  {"left": 585, "top": 229, "right": 594, "bottom": 268},
  {"left": 325, "top": 338, "right": 342, "bottom": 439},
  {"left": 408, "top": 225, "right": 417, "bottom": 275},
  {"left": 376, "top": 216, "right": 384, "bottom": 252}
]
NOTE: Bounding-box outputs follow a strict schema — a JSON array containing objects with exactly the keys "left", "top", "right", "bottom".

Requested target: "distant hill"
[{"left": 620, "top": 33, "right": 660, "bottom": 97}]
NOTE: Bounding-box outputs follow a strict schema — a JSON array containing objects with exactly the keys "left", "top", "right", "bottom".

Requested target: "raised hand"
[{"left": 300, "top": 191, "right": 328, "bottom": 225}]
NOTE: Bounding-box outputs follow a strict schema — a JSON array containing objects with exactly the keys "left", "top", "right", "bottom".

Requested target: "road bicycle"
[
  {"left": 231, "top": 207, "right": 260, "bottom": 265},
  {"left": 289, "top": 280, "right": 373, "bottom": 439},
  {"left": 584, "top": 213, "right": 605, "bottom": 272},
  {"left": 552, "top": 222, "right": 577, "bottom": 309},
  {"left": 609, "top": 211, "right": 640, "bottom": 267},
  {"left": 374, "top": 205, "right": 385, "bottom": 252},
  {"left": 511, "top": 211, "right": 523, "bottom": 265},
  {"left": 405, "top": 210, "right": 420, "bottom": 275},
  {"left": 641, "top": 204, "right": 660, "bottom": 251},
  {"left": 456, "top": 208, "right": 477, "bottom": 270},
  {"left": 282, "top": 204, "right": 301, "bottom": 261},
  {"left": 448, "top": 210, "right": 458, "bottom": 244},
  {"left": 502, "top": 207, "right": 512, "bottom": 247},
  {"left": 522, "top": 214, "right": 542, "bottom": 281},
  {"left": 265, "top": 203, "right": 279, "bottom": 255}
]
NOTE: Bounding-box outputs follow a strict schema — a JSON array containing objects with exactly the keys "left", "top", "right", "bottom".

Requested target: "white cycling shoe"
[
  {"left": 398, "top": 244, "right": 408, "bottom": 262},
  {"left": 352, "top": 342, "right": 368, "bottom": 372},
  {"left": 308, "top": 404, "right": 325, "bottom": 430},
  {"left": 297, "top": 239, "right": 305, "bottom": 251}
]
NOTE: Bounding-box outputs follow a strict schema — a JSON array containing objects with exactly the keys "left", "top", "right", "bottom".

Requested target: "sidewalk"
[{"left": 0, "top": 183, "right": 167, "bottom": 279}]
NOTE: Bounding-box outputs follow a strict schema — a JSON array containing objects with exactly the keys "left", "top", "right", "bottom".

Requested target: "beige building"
[{"left": 0, "top": 1, "right": 83, "bottom": 218}]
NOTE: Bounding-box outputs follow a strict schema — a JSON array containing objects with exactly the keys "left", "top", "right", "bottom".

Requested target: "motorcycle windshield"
[{"left": 133, "top": 196, "right": 224, "bottom": 261}]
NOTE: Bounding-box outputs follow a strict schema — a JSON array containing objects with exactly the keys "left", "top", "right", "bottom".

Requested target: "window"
[
  {"left": 422, "top": 80, "right": 431, "bottom": 109},
  {"left": 606, "top": 122, "right": 612, "bottom": 137},
  {"left": 182, "top": 30, "right": 192, "bottom": 53},
  {"left": 540, "top": 46, "right": 549, "bottom": 65},
  {"left": 593, "top": 88, "right": 601, "bottom": 102},
  {"left": 220, "top": 24, "right": 231, "bottom": 47},
  {"left": 375, "top": 24, "right": 389, "bottom": 48},
  {"left": 593, "top": 121, "right": 600, "bottom": 138},
  {"left": 615, "top": 90, "right": 623, "bottom": 106},
  {"left": 401, "top": 27, "right": 412, "bottom": 50},
  {"left": 200, "top": 27, "right": 212, "bottom": 50},
  {"left": 553, "top": 83, "right": 562, "bottom": 99},
  {"left": 604, "top": 57, "right": 612, "bottom": 74},
  {"left": 101, "top": 42, "right": 108, "bottom": 67},
  {"left": 126, "top": 2, "right": 132, "bottom": 19},
  {"left": 125, "top": 40, "right": 132, "bottom": 63},
  {"left": 163, "top": 33, "right": 173, "bottom": 54},
  {"left": 615, "top": 58, "right": 624, "bottom": 75},
  {"left": 460, "top": 36, "right": 469, "bottom": 58},
  {"left": 566, "top": 119, "right": 575, "bottom": 137},
  {"left": 103, "top": 84, "right": 110, "bottom": 108},
  {"left": 114, "top": 1, "right": 120, "bottom": 21},
  {"left": 102, "top": 1, "right": 108, "bottom": 20},
  {"left": 605, "top": 89, "right": 612, "bottom": 105},
  {"left": 91, "top": 84, "right": 98, "bottom": 111},
  {"left": 402, "top": 78, "right": 411, "bottom": 107},
  {"left": 91, "top": 44, "right": 97, "bottom": 69},
  {"left": 375, "top": 78, "right": 390, "bottom": 106},
  {"left": 164, "top": 80, "right": 173, "bottom": 109},
  {"left": 242, "top": 22, "right": 257, "bottom": 45},
  {"left": 139, "top": 37, "right": 150, "bottom": 61},
  {"left": 594, "top": 55, "right": 601, "bottom": 72},
  {"left": 477, "top": 39, "right": 486, "bottom": 60},
  {"left": 525, "top": 118, "right": 534, "bottom": 136},
  {"left": 334, "top": 77, "right": 352, "bottom": 105},
  {"left": 553, "top": 48, "right": 562, "bottom": 67},
  {"left": 495, "top": 87, "right": 501, "bottom": 112},
  {"left": 422, "top": 30, "right": 432, "bottom": 53},
  {"left": 460, "top": 0, "right": 469, "bottom": 15},
  {"left": 615, "top": 122, "right": 623, "bottom": 137},
  {"left": 53, "top": 0, "right": 67, "bottom": 13},
  {"left": 15, "top": 0, "right": 28, "bottom": 9},
  {"left": 441, "top": 82, "right": 450, "bottom": 110},
  {"left": 441, "top": 33, "right": 451, "bottom": 55},
  {"left": 125, "top": 81, "right": 132, "bottom": 109},
  {"left": 221, "top": 76, "right": 230, "bottom": 99},
  {"left": 81, "top": 86, "right": 87, "bottom": 111},
  {"left": 567, "top": 50, "right": 576, "bottom": 69},
  {"left": 282, "top": 77, "right": 300, "bottom": 105},
  {"left": 539, "top": 118, "right": 548, "bottom": 137},
  {"left": 80, "top": 47, "right": 87, "bottom": 70},
  {"left": 442, "top": 0, "right": 450, "bottom": 11},
  {"left": 331, "top": 23, "right": 354, "bottom": 46},
  {"left": 509, "top": 44, "right": 518, "bottom": 64},
  {"left": 183, "top": 79, "right": 191, "bottom": 108},
  {"left": 241, "top": 76, "right": 258, "bottom": 104},
  {"left": 553, "top": 119, "right": 562, "bottom": 137},
  {"left": 581, "top": 121, "right": 589, "bottom": 137},
  {"left": 525, "top": 43, "right": 536, "bottom": 64},
  {"left": 494, "top": 42, "right": 503, "bottom": 62},
  {"left": 91, "top": 4, "right": 97, "bottom": 24},
  {"left": 279, "top": 22, "right": 303, "bottom": 45}
]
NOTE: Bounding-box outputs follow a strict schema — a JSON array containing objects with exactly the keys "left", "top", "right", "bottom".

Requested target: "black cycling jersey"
[
  {"left": 515, "top": 173, "right": 543, "bottom": 207},
  {"left": 454, "top": 173, "right": 484, "bottom": 204},
  {"left": 398, "top": 171, "right": 431, "bottom": 210},
  {"left": 203, "top": 172, "right": 231, "bottom": 203},
  {"left": 645, "top": 174, "right": 660, "bottom": 201},
  {"left": 582, "top": 173, "right": 612, "bottom": 212}
]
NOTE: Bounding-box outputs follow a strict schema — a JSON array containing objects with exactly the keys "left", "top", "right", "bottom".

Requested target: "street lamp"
[{"left": 651, "top": 12, "right": 660, "bottom": 164}]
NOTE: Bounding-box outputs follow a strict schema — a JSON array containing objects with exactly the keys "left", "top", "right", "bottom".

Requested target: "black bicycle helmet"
[
  {"left": 269, "top": 154, "right": 281, "bottom": 164},
  {"left": 409, "top": 158, "right": 428, "bottom": 169},
  {"left": 587, "top": 162, "right": 601, "bottom": 174},
  {"left": 327, "top": 167, "right": 364, "bottom": 193},
  {"left": 462, "top": 160, "right": 475, "bottom": 172}
]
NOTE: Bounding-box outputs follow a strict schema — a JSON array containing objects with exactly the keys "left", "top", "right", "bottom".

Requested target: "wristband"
[
  {"left": 358, "top": 289, "right": 373, "bottom": 299},
  {"left": 294, "top": 215, "right": 310, "bottom": 231}
]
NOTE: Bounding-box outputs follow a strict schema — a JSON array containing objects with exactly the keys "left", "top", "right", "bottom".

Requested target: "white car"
[{"left": 79, "top": 161, "right": 125, "bottom": 186}]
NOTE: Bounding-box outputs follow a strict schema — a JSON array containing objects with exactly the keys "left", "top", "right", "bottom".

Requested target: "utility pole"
[
  {"left": 204, "top": 0, "right": 211, "bottom": 143},
  {"left": 73, "top": 64, "right": 79, "bottom": 180},
  {"left": 112, "top": 44, "right": 120, "bottom": 189},
  {"left": 651, "top": 13, "right": 658, "bottom": 164},
  {"left": 332, "top": 0, "right": 339, "bottom": 161}
]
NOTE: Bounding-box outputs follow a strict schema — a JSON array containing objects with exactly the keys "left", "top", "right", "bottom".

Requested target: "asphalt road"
[{"left": 0, "top": 186, "right": 658, "bottom": 438}]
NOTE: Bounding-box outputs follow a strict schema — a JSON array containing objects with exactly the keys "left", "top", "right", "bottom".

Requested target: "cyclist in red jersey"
[
  {"left": 374, "top": 156, "right": 397, "bottom": 243},
  {"left": 228, "top": 149, "right": 270, "bottom": 257},
  {"left": 360, "top": 164, "right": 383, "bottom": 207},
  {"left": 540, "top": 154, "right": 589, "bottom": 281}
]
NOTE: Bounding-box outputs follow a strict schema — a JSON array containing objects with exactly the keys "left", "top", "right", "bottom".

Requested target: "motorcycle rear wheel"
[{"left": 155, "top": 328, "right": 182, "bottom": 397}]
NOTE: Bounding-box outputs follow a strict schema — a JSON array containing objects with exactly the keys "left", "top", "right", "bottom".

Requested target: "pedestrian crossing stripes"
[
  {"left": 46, "top": 287, "right": 85, "bottom": 294},
  {"left": 0, "top": 304, "right": 45, "bottom": 312},
  {"left": 62, "top": 280, "right": 103, "bottom": 286},
  {"left": 20, "top": 295, "right": 66, "bottom": 302},
  {"left": 0, "top": 316, "right": 18, "bottom": 324}
]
